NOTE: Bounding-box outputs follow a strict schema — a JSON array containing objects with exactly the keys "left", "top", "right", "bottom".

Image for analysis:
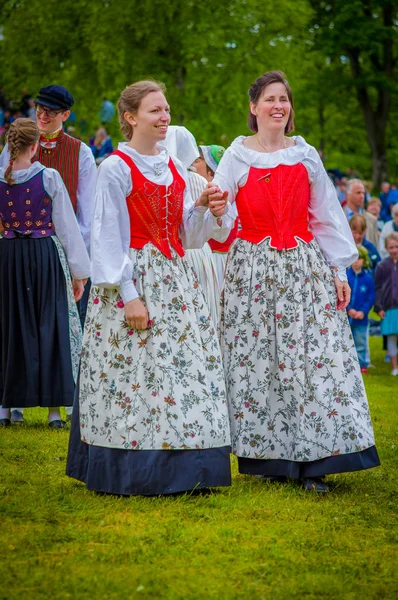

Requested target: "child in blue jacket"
[{"left": 347, "top": 246, "right": 376, "bottom": 374}]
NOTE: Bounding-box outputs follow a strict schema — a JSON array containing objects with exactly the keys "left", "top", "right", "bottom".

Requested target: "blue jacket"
[
  {"left": 347, "top": 268, "right": 376, "bottom": 327},
  {"left": 379, "top": 191, "right": 391, "bottom": 222}
]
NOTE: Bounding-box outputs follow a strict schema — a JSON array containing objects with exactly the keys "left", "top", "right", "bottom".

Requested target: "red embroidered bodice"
[
  {"left": 114, "top": 150, "right": 186, "bottom": 259},
  {"left": 235, "top": 163, "right": 313, "bottom": 250}
]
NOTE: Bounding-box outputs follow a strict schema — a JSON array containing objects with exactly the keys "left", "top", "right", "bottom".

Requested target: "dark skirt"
[
  {"left": 0, "top": 237, "right": 75, "bottom": 408},
  {"left": 238, "top": 447, "right": 380, "bottom": 479},
  {"left": 66, "top": 384, "right": 232, "bottom": 496}
]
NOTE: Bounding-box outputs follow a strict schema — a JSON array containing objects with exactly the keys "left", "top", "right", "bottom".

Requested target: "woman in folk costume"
[
  {"left": 0, "top": 85, "right": 96, "bottom": 424},
  {"left": 198, "top": 145, "right": 240, "bottom": 292},
  {"left": 0, "top": 119, "right": 89, "bottom": 428},
  {"left": 66, "top": 81, "right": 234, "bottom": 496},
  {"left": 213, "top": 71, "right": 380, "bottom": 493},
  {"left": 164, "top": 126, "right": 220, "bottom": 324}
]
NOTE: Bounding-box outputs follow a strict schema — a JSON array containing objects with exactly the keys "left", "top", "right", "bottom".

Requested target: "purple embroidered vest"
[{"left": 0, "top": 171, "right": 54, "bottom": 239}]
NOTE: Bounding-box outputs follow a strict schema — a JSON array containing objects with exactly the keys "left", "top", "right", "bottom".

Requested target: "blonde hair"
[
  {"left": 385, "top": 232, "right": 398, "bottom": 248},
  {"left": 117, "top": 80, "right": 166, "bottom": 140},
  {"left": 367, "top": 197, "right": 381, "bottom": 208},
  {"left": 5, "top": 118, "right": 39, "bottom": 185},
  {"left": 349, "top": 213, "right": 367, "bottom": 233}
]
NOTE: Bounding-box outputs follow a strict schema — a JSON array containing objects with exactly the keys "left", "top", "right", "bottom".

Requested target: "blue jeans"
[{"left": 352, "top": 325, "right": 369, "bottom": 368}]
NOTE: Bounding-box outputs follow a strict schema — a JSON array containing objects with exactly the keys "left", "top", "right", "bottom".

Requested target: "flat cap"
[{"left": 35, "top": 85, "right": 74, "bottom": 110}]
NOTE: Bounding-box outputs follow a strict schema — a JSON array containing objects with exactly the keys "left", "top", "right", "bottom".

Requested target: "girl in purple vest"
[{"left": 0, "top": 118, "right": 90, "bottom": 428}]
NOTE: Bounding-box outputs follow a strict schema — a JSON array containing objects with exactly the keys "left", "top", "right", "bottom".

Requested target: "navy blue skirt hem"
[
  {"left": 66, "top": 388, "right": 232, "bottom": 496},
  {"left": 66, "top": 444, "right": 232, "bottom": 496},
  {"left": 237, "top": 446, "right": 380, "bottom": 478}
]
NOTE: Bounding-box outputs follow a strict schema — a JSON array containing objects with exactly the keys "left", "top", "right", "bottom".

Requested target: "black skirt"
[
  {"left": 66, "top": 381, "right": 232, "bottom": 496},
  {"left": 0, "top": 237, "right": 75, "bottom": 407}
]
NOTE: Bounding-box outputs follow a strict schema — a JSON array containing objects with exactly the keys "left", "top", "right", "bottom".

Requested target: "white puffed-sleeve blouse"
[
  {"left": 90, "top": 143, "right": 235, "bottom": 303},
  {"left": 213, "top": 136, "right": 358, "bottom": 281},
  {"left": 0, "top": 162, "right": 90, "bottom": 279}
]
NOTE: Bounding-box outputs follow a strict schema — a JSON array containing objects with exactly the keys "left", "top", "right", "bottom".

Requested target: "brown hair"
[
  {"left": 349, "top": 213, "right": 367, "bottom": 233},
  {"left": 117, "top": 80, "right": 166, "bottom": 140},
  {"left": 248, "top": 71, "right": 295, "bottom": 133},
  {"left": 385, "top": 231, "right": 398, "bottom": 248},
  {"left": 367, "top": 197, "right": 381, "bottom": 208},
  {"left": 4, "top": 118, "right": 39, "bottom": 185}
]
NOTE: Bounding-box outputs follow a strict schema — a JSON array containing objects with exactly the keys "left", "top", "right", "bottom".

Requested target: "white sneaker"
[{"left": 391, "top": 369, "right": 398, "bottom": 376}]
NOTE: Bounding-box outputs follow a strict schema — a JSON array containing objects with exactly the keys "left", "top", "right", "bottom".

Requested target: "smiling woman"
[
  {"left": 247, "top": 71, "right": 295, "bottom": 141},
  {"left": 66, "top": 80, "right": 236, "bottom": 497},
  {"left": 213, "top": 70, "right": 380, "bottom": 493}
]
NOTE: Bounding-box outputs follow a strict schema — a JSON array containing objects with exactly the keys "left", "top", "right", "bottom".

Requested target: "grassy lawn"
[{"left": 1, "top": 337, "right": 397, "bottom": 600}]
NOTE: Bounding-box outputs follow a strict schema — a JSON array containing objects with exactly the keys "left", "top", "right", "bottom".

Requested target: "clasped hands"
[
  {"left": 121, "top": 185, "right": 229, "bottom": 331},
  {"left": 195, "top": 183, "right": 229, "bottom": 217}
]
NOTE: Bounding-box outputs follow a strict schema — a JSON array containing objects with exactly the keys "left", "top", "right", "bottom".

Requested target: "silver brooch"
[{"left": 153, "top": 163, "right": 163, "bottom": 177}]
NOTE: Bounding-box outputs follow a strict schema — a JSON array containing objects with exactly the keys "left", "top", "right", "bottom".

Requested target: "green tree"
[{"left": 309, "top": 0, "right": 398, "bottom": 187}]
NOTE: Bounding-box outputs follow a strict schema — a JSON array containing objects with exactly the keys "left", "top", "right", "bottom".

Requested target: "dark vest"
[
  {"left": 0, "top": 169, "right": 54, "bottom": 238},
  {"left": 34, "top": 130, "right": 81, "bottom": 213}
]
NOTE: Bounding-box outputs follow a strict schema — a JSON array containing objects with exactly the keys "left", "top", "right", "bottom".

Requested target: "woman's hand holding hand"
[
  {"left": 334, "top": 277, "right": 351, "bottom": 311},
  {"left": 195, "top": 184, "right": 228, "bottom": 214},
  {"left": 195, "top": 184, "right": 218, "bottom": 208},
  {"left": 378, "top": 310, "right": 386, "bottom": 319},
  {"left": 206, "top": 183, "right": 229, "bottom": 217},
  {"left": 209, "top": 190, "right": 228, "bottom": 217},
  {"left": 72, "top": 278, "right": 85, "bottom": 302},
  {"left": 124, "top": 298, "right": 149, "bottom": 330}
]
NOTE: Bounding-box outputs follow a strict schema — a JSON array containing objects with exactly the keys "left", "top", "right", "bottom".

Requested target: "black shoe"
[
  {"left": 0, "top": 418, "right": 11, "bottom": 427},
  {"left": 11, "top": 410, "right": 24, "bottom": 423},
  {"left": 301, "top": 477, "right": 329, "bottom": 493},
  {"left": 48, "top": 419, "right": 68, "bottom": 430}
]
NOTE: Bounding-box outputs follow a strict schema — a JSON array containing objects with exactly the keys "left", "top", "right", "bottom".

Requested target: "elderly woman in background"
[{"left": 90, "top": 127, "right": 113, "bottom": 165}]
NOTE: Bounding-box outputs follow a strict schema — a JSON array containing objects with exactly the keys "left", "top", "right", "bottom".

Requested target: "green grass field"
[{"left": 1, "top": 337, "right": 397, "bottom": 600}]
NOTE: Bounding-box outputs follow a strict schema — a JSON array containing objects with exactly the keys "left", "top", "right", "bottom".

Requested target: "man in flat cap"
[{"left": 0, "top": 84, "right": 96, "bottom": 423}]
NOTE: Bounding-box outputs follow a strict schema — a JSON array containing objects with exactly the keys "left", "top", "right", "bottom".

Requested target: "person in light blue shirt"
[{"left": 99, "top": 98, "right": 115, "bottom": 124}]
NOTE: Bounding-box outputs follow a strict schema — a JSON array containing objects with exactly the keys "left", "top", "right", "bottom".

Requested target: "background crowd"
[{"left": 1, "top": 83, "right": 398, "bottom": 382}]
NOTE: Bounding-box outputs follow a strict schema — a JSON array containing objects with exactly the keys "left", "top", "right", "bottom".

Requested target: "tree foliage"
[
  {"left": 1, "top": 0, "right": 397, "bottom": 184},
  {"left": 309, "top": 0, "right": 398, "bottom": 186}
]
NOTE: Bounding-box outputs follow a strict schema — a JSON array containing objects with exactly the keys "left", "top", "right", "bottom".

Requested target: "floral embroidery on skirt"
[
  {"left": 51, "top": 236, "right": 82, "bottom": 384},
  {"left": 220, "top": 238, "right": 376, "bottom": 462},
  {"left": 79, "top": 245, "right": 230, "bottom": 451}
]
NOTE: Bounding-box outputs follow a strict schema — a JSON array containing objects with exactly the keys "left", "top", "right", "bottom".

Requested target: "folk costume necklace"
[
  {"left": 256, "top": 134, "right": 287, "bottom": 153},
  {"left": 39, "top": 127, "right": 63, "bottom": 150}
]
